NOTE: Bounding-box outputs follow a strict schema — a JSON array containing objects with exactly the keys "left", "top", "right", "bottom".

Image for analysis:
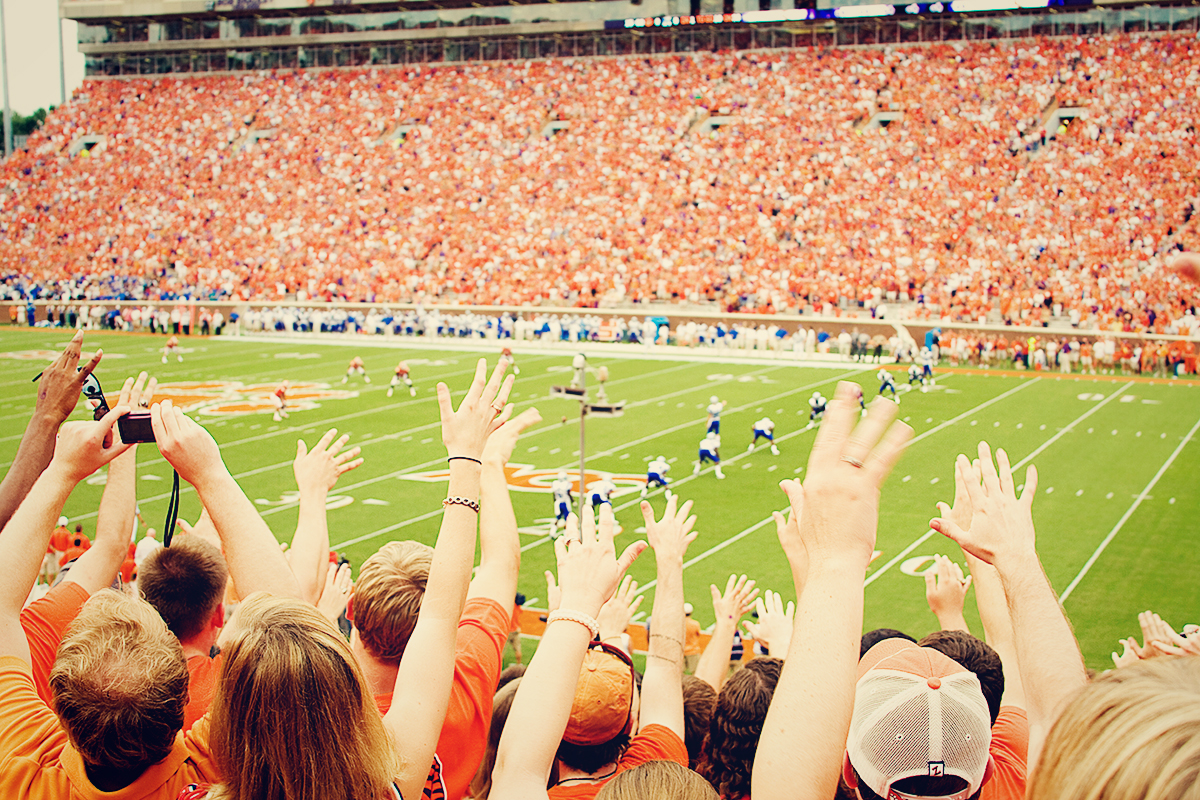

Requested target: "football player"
[
  {"left": 706, "top": 395, "right": 726, "bottom": 434},
  {"left": 388, "top": 360, "right": 416, "bottom": 397},
  {"left": 642, "top": 456, "right": 672, "bottom": 498},
  {"left": 693, "top": 432, "right": 725, "bottom": 479},
  {"left": 748, "top": 417, "right": 779, "bottom": 455}
]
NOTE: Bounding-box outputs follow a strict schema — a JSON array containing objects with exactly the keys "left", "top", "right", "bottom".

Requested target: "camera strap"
[{"left": 162, "top": 471, "right": 181, "bottom": 547}]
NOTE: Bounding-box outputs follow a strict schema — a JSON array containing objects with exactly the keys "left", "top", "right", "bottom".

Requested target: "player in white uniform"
[
  {"left": 551, "top": 472, "right": 573, "bottom": 529},
  {"left": 271, "top": 380, "right": 290, "bottom": 422},
  {"left": 589, "top": 474, "right": 617, "bottom": 508},
  {"left": 877, "top": 369, "right": 899, "bottom": 401},
  {"left": 807, "top": 391, "right": 827, "bottom": 428},
  {"left": 907, "top": 363, "right": 923, "bottom": 386},
  {"left": 500, "top": 347, "right": 520, "bottom": 376},
  {"left": 162, "top": 335, "right": 182, "bottom": 364},
  {"left": 694, "top": 432, "right": 725, "bottom": 479},
  {"left": 706, "top": 396, "right": 726, "bottom": 434},
  {"left": 642, "top": 456, "right": 672, "bottom": 498},
  {"left": 747, "top": 417, "right": 779, "bottom": 455},
  {"left": 919, "top": 347, "right": 935, "bottom": 391},
  {"left": 388, "top": 360, "right": 416, "bottom": 398}
]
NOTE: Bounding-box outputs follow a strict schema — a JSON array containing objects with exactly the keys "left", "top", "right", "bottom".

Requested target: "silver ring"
[
  {"left": 841, "top": 455, "right": 865, "bottom": 468},
  {"left": 491, "top": 402, "right": 505, "bottom": 414}
]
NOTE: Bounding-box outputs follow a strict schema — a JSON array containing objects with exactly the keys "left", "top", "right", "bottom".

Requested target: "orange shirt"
[
  {"left": 374, "top": 597, "right": 510, "bottom": 800},
  {"left": 49, "top": 526, "right": 70, "bottom": 553},
  {"left": 981, "top": 706, "right": 1029, "bottom": 800},
  {"left": 547, "top": 724, "right": 689, "bottom": 800},
  {"left": 684, "top": 618, "right": 703, "bottom": 657},
  {"left": 19, "top": 581, "right": 90, "bottom": 704},
  {"left": 184, "top": 653, "right": 224, "bottom": 732},
  {"left": 0, "top": 655, "right": 219, "bottom": 798}
]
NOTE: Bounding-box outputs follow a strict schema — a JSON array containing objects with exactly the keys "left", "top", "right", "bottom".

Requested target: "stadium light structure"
[
  {"left": 550, "top": 353, "right": 624, "bottom": 516},
  {"left": 0, "top": 0, "right": 10, "bottom": 159}
]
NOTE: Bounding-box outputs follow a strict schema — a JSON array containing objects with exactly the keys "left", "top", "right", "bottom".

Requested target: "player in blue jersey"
[
  {"left": 589, "top": 474, "right": 617, "bottom": 507},
  {"left": 551, "top": 472, "right": 573, "bottom": 530},
  {"left": 747, "top": 417, "right": 779, "bottom": 455},
  {"left": 807, "top": 391, "right": 827, "bottom": 429},
  {"left": 693, "top": 432, "right": 725, "bottom": 479},
  {"left": 877, "top": 368, "right": 899, "bottom": 401},
  {"left": 642, "top": 456, "right": 672, "bottom": 498},
  {"left": 706, "top": 396, "right": 726, "bottom": 434}
]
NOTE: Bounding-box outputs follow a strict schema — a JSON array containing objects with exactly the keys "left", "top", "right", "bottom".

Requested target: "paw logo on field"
[
  {"left": 135, "top": 381, "right": 357, "bottom": 417},
  {"left": 400, "top": 463, "right": 647, "bottom": 496}
]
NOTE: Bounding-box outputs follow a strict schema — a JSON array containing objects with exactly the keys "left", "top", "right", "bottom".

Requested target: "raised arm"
[
  {"left": 0, "top": 331, "right": 102, "bottom": 531},
  {"left": 151, "top": 399, "right": 301, "bottom": 600},
  {"left": 469, "top": 408, "right": 542, "bottom": 605},
  {"left": 924, "top": 554, "right": 972, "bottom": 634},
  {"left": 383, "top": 359, "right": 513, "bottom": 800},
  {"left": 930, "top": 443, "right": 1086, "bottom": 770},
  {"left": 0, "top": 408, "right": 131, "bottom": 661},
  {"left": 490, "top": 505, "right": 645, "bottom": 800},
  {"left": 638, "top": 495, "right": 698, "bottom": 736},
  {"left": 694, "top": 573, "right": 758, "bottom": 691},
  {"left": 289, "top": 429, "right": 363, "bottom": 604},
  {"left": 753, "top": 385, "right": 910, "bottom": 800},
  {"left": 66, "top": 373, "right": 155, "bottom": 594}
]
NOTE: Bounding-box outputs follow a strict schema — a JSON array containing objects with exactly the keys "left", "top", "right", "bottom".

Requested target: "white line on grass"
[
  {"left": 864, "top": 380, "right": 1134, "bottom": 587},
  {"left": 1058, "top": 413, "right": 1200, "bottom": 603}
]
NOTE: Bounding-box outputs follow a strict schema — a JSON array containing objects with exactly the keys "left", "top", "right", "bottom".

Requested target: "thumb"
[
  {"left": 296, "top": 439, "right": 308, "bottom": 459},
  {"left": 1021, "top": 465, "right": 1039, "bottom": 506},
  {"left": 779, "top": 478, "right": 805, "bottom": 513},
  {"left": 544, "top": 570, "right": 557, "bottom": 591},
  {"left": 924, "top": 570, "right": 937, "bottom": 596},
  {"left": 710, "top": 584, "right": 721, "bottom": 604},
  {"left": 962, "top": 574, "right": 973, "bottom": 592},
  {"left": 175, "top": 518, "right": 195, "bottom": 536}
]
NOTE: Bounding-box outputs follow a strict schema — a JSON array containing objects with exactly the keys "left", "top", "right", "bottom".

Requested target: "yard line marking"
[
  {"left": 865, "top": 380, "right": 1133, "bottom": 588},
  {"left": 336, "top": 368, "right": 864, "bottom": 551},
  {"left": 1058, "top": 413, "right": 1200, "bottom": 603}
]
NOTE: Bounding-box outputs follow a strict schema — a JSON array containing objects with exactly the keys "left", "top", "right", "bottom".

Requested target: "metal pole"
[
  {"left": 57, "top": 14, "right": 67, "bottom": 106},
  {"left": 578, "top": 359, "right": 587, "bottom": 517},
  {"left": 0, "top": 0, "right": 11, "bottom": 158}
]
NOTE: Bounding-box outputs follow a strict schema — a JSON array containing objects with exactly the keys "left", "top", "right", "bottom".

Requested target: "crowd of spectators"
[
  {"left": 1, "top": 325, "right": 1198, "bottom": 800},
  {"left": 1, "top": 33, "right": 1199, "bottom": 332}
]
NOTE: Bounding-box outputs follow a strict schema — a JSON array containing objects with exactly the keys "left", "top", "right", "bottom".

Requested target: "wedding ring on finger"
[
  {"left": 840, "top": 455, "right": 865, "bottom": 469},
  {"left": 491, "top": 402, "right": 505, "bottom": 414}
]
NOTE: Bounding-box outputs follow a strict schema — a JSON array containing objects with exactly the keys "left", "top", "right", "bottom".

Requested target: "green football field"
[{"left": 1, "top": 328, "right": 1197, "bottom": 671}]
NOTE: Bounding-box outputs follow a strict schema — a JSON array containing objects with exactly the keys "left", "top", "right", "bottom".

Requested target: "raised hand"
[
  {"left": 930, "top": 443, "right": 1037, "bottom": 568},
  {"left": 743, "top": 590, "right": 795, "bottom": 656},
  {"left": 51, "top": 406, "right": 133, "bottom": 481},
  {"left": 483, "top": 408, "right": 543, "bottom": 466},
  {"left": 793, "top": 383, "right": 912, "bottom": 569},
  {"left": 553, "top": 505, "right": 646, "bottom": 618},
  {"left": 710, "top": 573, "right": 759, "bottom": 626},
  {"left": 1168, "top": 251, "right": 1200, "bottom": 286},
  {"left": 544, "top": 569, "right": 562, "bottom": 613},
  {"left": 773, "top": 482, "right": 808, "bottom": 582},
  {"left": 36, "top": 330, "right": 104, "bottom": 424},
  {"left": 924, "top": 554, "right": 972, "bottom": 631},
  {"left": 317, "top": 561, "right": 354, "bottom": 623},
  {"left": 598, "top": 575, "right": 644, "bottom": 644},
  {"left": 294, "top": 429, "right": 363, "bottom": 495},
  {"left": 150, "top": 399, "right": 226, "bottom": 489},
  {"left": 640, "top": 494, "right": 698, "bottom": 563},
  {"left": 437, "top": 358, "right": 515, "bottom": 461}
]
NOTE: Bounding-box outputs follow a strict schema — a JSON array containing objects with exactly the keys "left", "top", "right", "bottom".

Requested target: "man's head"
[
  {"left": 50, "top": 590, "right": 188, "bottom": 774},
  {"left": 844, "top": 639, "right": 993, "bottom": 800},
  {"left": 557, "top": 644, "right": 636, "bottom": 774},
  {"left": 918, "top": 630, "right": 1004, "bottom": 725},
  {"left": 860, "top": 627, "right": 916, "bottom": 659},
  {"left": 350, "top": 540, "right": 433, "bottom": 663},
  {"left": 139, "top": 535, "right": 228, "bottom": 643}
]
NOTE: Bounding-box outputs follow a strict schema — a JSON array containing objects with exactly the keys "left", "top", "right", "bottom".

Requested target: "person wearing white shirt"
[
  {"left": 694, "top": 433, "right": 725, "bottom": 479},
  {"left": 134, "top": 528, "right": 163, "bottom": 567},
  {"left": 748, "top": 418, "right": 779, "bottom": 455}
]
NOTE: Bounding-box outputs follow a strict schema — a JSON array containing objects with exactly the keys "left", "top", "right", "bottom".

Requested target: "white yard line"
[
  {"left": 1058, "top": 413, "right": 1200, "bottom": 603},
  {"left": 864, "top": 380, "right": 1134, "bottom": 587}
]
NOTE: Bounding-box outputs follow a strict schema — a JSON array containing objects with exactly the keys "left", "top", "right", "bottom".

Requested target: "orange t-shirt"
[
  {"left": 19, "top": 580, "right": 90, "bottom": 704},
  {"left": 184, "top": 653, "right": 224, "bottom": 732},
  {"left": 0, "top": 655, "right": 219, "bottom": 798},
  {"left": 684, "top": 618, "right": 703, "bottom": 657},
  {"left": 49, "top": 526, "right": 71, "bottom": 553},
  {"left": 547, "top": 724, "right": 689, "bottom": 800},
  {"left": 374, "top": 597, "right": 510, "bottom": 800},
  {"left": 981, "top": 706, "right": 1029, "bottom": 800}
]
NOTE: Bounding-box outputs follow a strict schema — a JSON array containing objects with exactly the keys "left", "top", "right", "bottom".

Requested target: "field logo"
[
  {"left": 400, "top": 463, "right": 647, "bottom": 495},
  {"left": 142, "top": 381, "right": 357, "bottom": 417}
]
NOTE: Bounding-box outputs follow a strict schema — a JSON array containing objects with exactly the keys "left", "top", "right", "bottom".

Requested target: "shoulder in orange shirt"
[{"left": 547, "top": 724, "right": 689, "bottom": 800}]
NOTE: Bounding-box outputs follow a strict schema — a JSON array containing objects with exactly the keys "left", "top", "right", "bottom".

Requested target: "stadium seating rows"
[{"left": 1, "top": 34, "right": 1198, "bottom": 333}]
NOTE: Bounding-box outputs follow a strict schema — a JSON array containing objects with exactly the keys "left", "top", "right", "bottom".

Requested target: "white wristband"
[{"left": 546, "top": 610, "right": 600, "bottom": 640}]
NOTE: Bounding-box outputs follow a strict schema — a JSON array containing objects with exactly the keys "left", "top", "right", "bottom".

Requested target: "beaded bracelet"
[
  {"left": 443, "top": 496, "right": 481, "bottom": 513},
  {"left": 546, "top": 610, "right": 600, "bottom": 640}
]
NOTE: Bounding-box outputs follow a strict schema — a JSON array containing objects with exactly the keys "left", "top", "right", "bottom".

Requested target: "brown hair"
[
  {"left": 1029, "top": 656, "right": 1200, "bottom": 800},
  {"left": 353, "top": 540, "right": 433, "bottom": 662},
  {"left": 596, "top": 760, "right": 719, "bottom": 800},
  {"left": 210, "top": 593, "right": 400, "bottom": 800},
  {"left": 699, "top": 657, "right": 782, "bottom": 799},
  {"left": 139, "top": 535, "right": 229, "bottom": 642},
  {"left": 468, "top": 677, "right": 522, "bottom": 800},
  {"left": 50, "top": 590, "right": 188, "bottom": 773},
  {"left": 918, "top": 630, "right": 1004, "bottom": 724},
  {"left": 682, "top": 675, "right": 717, "bottom": 770}
]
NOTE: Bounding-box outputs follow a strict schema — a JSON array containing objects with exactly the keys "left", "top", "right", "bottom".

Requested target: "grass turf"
[{"left": 2, "top": 328, "right": 1197, "bottom": 671}]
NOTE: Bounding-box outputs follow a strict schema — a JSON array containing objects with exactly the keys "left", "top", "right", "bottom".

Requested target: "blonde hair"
[
  {"left": 468, "top": 678, "right": 522, "bottom": 800},
  {"left": 353, "top": 540, "right": 433, "bottom": 662},
  {"left": 1029, "top": 656, "right": 1200, "bottom": 800},
  {"left": 50, "top": 590, "right": 188, "bottom": 772},
  {"left": 210, "top": 593, "right": 401, "bottom": 800},
  {"left": 595, "top": 760, "right": 720, "bottom": 800}
]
